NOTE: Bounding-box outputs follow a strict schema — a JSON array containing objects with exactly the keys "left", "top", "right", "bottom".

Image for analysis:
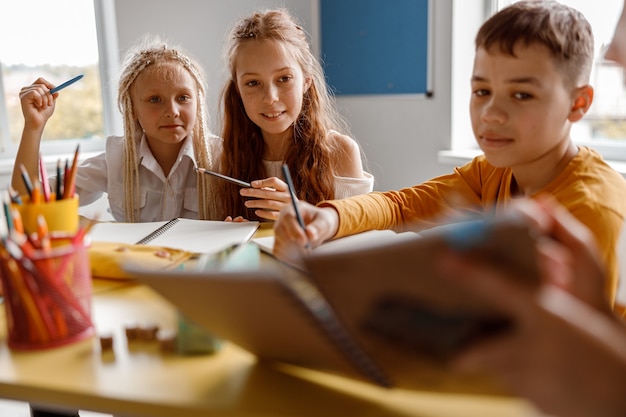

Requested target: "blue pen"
[{"left": 50, "top": 74, "right": 84, "bottom": 94}]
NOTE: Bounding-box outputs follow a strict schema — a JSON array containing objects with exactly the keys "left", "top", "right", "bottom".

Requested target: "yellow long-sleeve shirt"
[{"left": 322, "top": 146, "right": 626, "bottom": 304}]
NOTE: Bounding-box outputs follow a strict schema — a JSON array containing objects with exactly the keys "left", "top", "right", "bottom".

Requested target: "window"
[
  {"left": 448, "top": 0, "right": 626, "bottom": 164},
  {"left": 0, "top": 0, "right": 120, "bottom": 160}
]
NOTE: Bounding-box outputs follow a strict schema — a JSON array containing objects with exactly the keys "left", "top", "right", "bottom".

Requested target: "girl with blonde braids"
[
  {"left": 13, "top": 35, "right": 221, "bottom": 222},
  {"left": 218, "top": 9, "right": 373, "bottom": 221}
]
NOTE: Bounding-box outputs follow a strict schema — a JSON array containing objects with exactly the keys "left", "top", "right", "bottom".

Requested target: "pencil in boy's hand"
[
  {"left": 49, "top": 74, "right": 84, "bottom": 94},
  {"left": 281, "top": 164, "right": 310, "bottom": 249},
  {"left": 195, "top": 167, "right": 251, "bottom": 188}
]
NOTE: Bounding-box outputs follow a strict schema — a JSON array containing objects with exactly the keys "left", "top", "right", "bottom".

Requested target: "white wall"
[{"left": 114, "top": 0, "right": 453, "bottom": 191}]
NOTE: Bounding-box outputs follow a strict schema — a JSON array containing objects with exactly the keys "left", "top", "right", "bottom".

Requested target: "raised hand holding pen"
[
  {"left": 12, "top": 78, "right": 58, "bottom": 195},
  {"left": 19, "top": 78, "right": 57, "bottom": 128},
  {"left": 49, "top": 74, "right": 83, "bottom": 95},
  {"left": 273, "top": 199, "right": 342, "bottom": 265}
]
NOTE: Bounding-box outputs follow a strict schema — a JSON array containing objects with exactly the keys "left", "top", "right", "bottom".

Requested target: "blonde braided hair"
[{"left": 117, "top": 36, "right": 219, "bottom": 221}]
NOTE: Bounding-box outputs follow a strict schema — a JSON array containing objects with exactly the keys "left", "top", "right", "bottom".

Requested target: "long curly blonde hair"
[{"left": 117, "top": 36, "right": 218, "bottom": 221}]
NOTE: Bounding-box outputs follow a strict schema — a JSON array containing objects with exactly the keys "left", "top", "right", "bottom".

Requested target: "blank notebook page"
[{"left": 89, "top": 219, "right": 259, "bottom": 254}]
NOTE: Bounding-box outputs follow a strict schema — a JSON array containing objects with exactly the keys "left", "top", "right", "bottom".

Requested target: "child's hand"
[
  {"left": 224, "top": 215, "right": 249, "bottom": 222},
  {"left": 439, "top": 246, "right": 626, "bottom": 417},
  {"left": 273, "top": 201, "right": 339, "bottom": 264},
  {"left": 19, "top": 78, "right": 57, "bottom": 130},
  {"left": 240, "top": 177, "right": 290, "bottom": 221}
]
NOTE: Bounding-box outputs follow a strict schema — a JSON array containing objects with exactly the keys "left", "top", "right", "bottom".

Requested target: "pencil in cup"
[
  {"left": 12, "top": 194, "right": 79, "bottom": 238},
  {"left": 0, "top": 236, "right": 94, "bottom": 350},
  {"left": 63, "top": 144, "right": 80, "bottom": 199}
]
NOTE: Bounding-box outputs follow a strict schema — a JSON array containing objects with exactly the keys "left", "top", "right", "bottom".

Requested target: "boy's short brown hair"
[{"left": 476, "top": 1, "right": 594, "bottom": 88}]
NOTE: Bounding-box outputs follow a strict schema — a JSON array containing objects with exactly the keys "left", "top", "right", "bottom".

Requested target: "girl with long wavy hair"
[{"left": 218, "top": 9, "right": 373, "bottom": 221}]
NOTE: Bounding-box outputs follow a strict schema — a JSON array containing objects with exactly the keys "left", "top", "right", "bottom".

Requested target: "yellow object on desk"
[
  {"left": 88, "top": 241, "right": 192, "bottom": 280},
  {"left": 13, "top": 195, "right": 79, "bottom": 236}
]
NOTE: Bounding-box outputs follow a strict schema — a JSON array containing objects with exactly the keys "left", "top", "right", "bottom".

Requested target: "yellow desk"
[{"left": 0, "top": 279, "right": 544, "bottom": 417}]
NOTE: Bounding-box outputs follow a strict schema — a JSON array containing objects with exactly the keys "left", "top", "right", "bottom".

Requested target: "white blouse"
[
  {"left": 50, "top": 134, "right": 222, "bottom": 222},
  {"left": 262, "top": 159, "right": 374, "bottom": 199}
]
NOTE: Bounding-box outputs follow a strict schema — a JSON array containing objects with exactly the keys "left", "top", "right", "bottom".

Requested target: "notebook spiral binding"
[
  {"left": 135, "top": 218, "right": 180, "bottom": 245},
  {"left": 279, "top": 274, "right": 393, "bottom": 388}
]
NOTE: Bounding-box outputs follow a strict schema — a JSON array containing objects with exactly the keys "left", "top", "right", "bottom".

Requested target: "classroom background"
[
  {"left": 0, "top": 0, "right": 461, "bottom": 195},
  {"left": 2, "top": 0, "right": 625, "bottom": 198},
  {"left": 113, "top": 0, "right": 456, "bottom": 193}
]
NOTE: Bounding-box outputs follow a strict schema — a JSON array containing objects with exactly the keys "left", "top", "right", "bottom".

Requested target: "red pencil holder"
[{"left": 0, "top": 238, "right": 94, "bottom": 350}]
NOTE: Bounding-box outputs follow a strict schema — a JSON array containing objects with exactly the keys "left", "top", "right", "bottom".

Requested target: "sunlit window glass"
[
  {"left": 498, "top": 0, "right": 626, "bottom": 149},
  {"left": 0, "top": 0, "right": 104, "bottom": 145}
]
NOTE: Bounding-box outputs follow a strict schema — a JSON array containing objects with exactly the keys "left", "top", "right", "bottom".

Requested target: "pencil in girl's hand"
[
  {"left": 195, "top": 167, "right": 252, "bottom": 188},
  {"left": 49, "top": 74, "right": 84, "bottom": 94},
  {"left": 19, "top": 164, "right": 34, "bottom": 199}
]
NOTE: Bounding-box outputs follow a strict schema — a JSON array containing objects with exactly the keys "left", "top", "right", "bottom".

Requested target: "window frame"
[
  {"left": 0, "top": 0, "right": 121, "bottom": 162},
  {"left": 445, "top": 0, "right": 626, "bottom": 168}
]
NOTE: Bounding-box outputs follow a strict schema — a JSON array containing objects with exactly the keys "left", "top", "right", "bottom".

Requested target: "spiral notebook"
[
  {"left": 89, "top": 218, "right": 259, "bottom": 254},
  {"left": 127, "top": 216, "right": 540, "bottom": 394}
]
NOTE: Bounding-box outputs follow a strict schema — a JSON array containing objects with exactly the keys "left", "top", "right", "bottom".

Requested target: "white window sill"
[
  {"left": 0, "top": 151, "right": 103, "bottom": 191},
  {"left": 0, "top": 151, "right": 102, "bottom": 175},
  {"left": 437, "top": 149, "right": 626, "bottom": 178}
]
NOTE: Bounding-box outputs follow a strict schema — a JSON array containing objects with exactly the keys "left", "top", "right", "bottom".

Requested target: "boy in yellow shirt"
[{"left": 274, "top": 1, "right": 626, "bottom": 305}]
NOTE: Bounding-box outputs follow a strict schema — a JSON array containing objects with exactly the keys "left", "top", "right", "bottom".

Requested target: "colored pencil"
[
  {"left": 63, "top": 145, "right": 80, "bottom": 199},
  {"left": 56, "top": 159, "right": 63, "bottom": 200},
  {"left": 39, "top": 154, "right": 51, "bottom": 202},
  {"left": 195, "top": 167, "right": 251, "bottom": 188},
  {"left": 19, "top": 164, "right": 34, "bottom": 199},
  {"left": 49, "top": 74, "right": 84, "bottom": 94}
]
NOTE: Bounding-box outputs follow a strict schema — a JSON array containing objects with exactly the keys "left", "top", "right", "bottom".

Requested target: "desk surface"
[
  {"left": 0, "top": 224, "right": 543, "bottom": 417},
  {"left": 0, "top": 281, "right": 544, "bottom": 417}
]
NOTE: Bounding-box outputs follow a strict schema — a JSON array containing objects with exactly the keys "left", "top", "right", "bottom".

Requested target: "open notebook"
[
  {"left": 89, "top": 218, "right": 259, "bottom": 254},
  {"left": 127, "top": 216, "right": 540, "bottom": 395},
  {"left": 251, "top": 229, "right": 416, "bottom": 256}
]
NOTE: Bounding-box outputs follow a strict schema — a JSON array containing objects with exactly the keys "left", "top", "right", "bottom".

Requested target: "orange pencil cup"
[
  {"left": 14, "top": 194, "right": 79, "bottom": 236},
  {"left": 0, "top": 238, "right": 94, "bottom": 350}
]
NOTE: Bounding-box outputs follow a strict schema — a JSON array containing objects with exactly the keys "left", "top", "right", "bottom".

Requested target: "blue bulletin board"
[{"left": 320, "top": 0, "right": 432, "bottom": 96}]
